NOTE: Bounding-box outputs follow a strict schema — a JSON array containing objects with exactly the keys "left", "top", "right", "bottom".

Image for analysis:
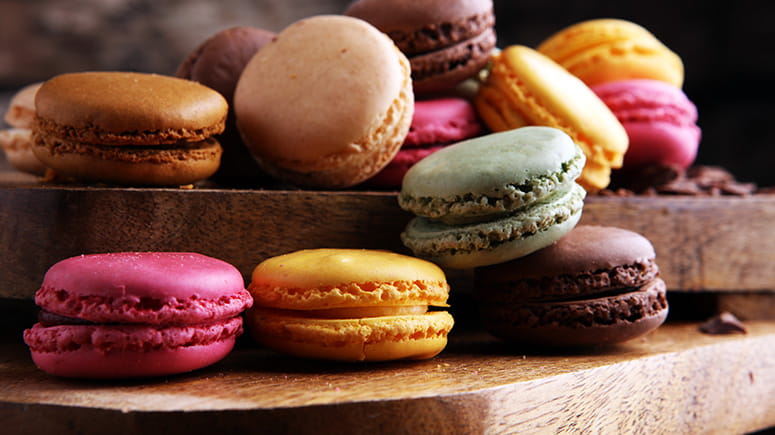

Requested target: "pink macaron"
[
  {"left": 592, "top": 79, "right": 701, "bottom": 170},
  {"left": 23, "top": 252, "right": 253, "bottom": 378},
  {"left": 363, "top": 96, "right": 483, "bottom": 188}
]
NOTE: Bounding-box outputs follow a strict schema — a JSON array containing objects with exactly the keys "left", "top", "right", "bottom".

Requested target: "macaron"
[
  {"left": 245, "top": 249, "right": 454, "bottom": 362},
  {"left": 399, "top": 126, "right": 586, "bottom": 269},
  {"left": 475, "top": 225, "right": 668, "bottom": 347},
  {"left": 31, "top": 72, "right": 227, "bottom": 186},
  {"left": 22, "top": 252, "right": 253, "bottom": 378},
  {"left": 176, "top": 26, "right": 276, "bottom": 184},
  {"left": 234, "top": 15, "right": 414, "bottom": 189},
  {"left": 475, "top": 45, "right": 629, "bottom": 192},
  {"left": 0, "top": 82, "right": 47, "bottom": 175},
  {"left": 345, "top": 0, "right": 497, "bottom": 94},
  {"left": 537, "top": 18, "right": 684, "bottom": 88},
  {"left": 363, "top": 97, "right": 483, "bottom": 188},
  {"left": 592, "top": 79, "right": 701, "bottom": 171}
]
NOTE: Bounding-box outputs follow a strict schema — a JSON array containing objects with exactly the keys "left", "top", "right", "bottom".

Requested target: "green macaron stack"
[{"left": 398, "top": 126, "right": 587, "bottom": 268}]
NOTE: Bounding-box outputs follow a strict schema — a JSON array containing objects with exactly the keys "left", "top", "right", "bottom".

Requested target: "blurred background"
[{"left": 1, "top": 0, "right": 773, "bottom": 186}]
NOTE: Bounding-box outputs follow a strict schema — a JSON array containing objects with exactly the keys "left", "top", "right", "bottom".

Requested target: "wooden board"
[
  {"left": 1, "top": 322, "right": 774, "bottom": 434},
  {"left": 2, "top": 177, "right": 775, "bottom": 299}
]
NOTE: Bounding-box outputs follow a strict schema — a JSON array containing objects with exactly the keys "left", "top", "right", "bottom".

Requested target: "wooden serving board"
[
  {"left": 2, "top": 173, "right": 775, "bottom": 301},
  {"left": 1, "top": 322, "right": 774, "bottom": 434}
]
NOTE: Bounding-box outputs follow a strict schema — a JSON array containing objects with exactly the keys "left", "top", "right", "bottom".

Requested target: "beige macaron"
[
  {"left": 1, "top": 82, "right": 47, "bottom": 175},
  {"left": 234, "top": 15, "right": 414, "bottom": 189}
]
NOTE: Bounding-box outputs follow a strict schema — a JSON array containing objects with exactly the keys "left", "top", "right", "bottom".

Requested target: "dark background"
[{"left": 1, "top": 0, "right": 772, "bottom": 186}]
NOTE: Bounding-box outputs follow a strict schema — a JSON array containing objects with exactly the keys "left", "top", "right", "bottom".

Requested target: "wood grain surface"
[
  {"left": 1, "top": 322, "right": 774, "bottom": 434},
  {"left": 2, "top": 175, "right": 775, "bottom": 300}
]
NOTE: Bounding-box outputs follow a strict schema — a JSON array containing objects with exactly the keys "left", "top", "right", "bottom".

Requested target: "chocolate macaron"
[
  {"left": 345, "top": 0, "right": 497, "bottom": 94},
  {"left": 475, "top": 225, "right": 668, "bottom": 347},
  {"left": 32, "top": 72, "right": 227, "bottom": 186}
]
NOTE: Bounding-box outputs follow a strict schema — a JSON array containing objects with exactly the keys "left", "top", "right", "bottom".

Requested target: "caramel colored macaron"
[
  {"left": 32, "top": 72, "right": 227, "bottom": 186},
  {"left": 234, "top": 15, "right": 414, "bottom": 189},
  {"left": 245, "top": 249, "right": 454, "bottom": 362},
  {"left": 475, "top": 45, "right": 628, "bottom": 192},
  {"left": 1, "top": 82, "right": 47, "bottom": 175},
  {"left": 537, "top": 19, "right": 684, "bottom": 88}
]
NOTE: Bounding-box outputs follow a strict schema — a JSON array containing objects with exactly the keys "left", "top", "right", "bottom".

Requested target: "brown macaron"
[
  {"left": 176, "top": 27, "right": 276, "bottom": 184},
  {"left": 32, "top": 72, "right": 227, "bottom": 186},
  {"left": 1, "top": 82, "right": 47, "bottom": 175},
  {"left": 345, "top": 0, "right": 497, "bottom": 94},
  {"left": 475, "top": 225, "right": 668, "bottom": 347}
]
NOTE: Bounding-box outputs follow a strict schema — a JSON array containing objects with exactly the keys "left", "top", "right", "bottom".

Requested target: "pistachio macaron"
[
  {"left": 31, "top": 72, "right": 227, "bottom": 186},
  {"left": 399, "top": 126, "right": 586, "bottom": 269},
  {"left": 245, "top": 249, "right": 454, "bottom": 362}
]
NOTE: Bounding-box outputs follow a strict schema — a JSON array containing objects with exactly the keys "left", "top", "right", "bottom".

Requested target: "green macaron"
[{"left": 398, "top": 126, "right": 586, "bottom": 269}]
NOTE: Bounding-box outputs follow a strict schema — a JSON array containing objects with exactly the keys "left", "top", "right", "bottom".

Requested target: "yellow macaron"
[
  {"left": 245, "top": 249, "right": 454, "bottom": 362},
  {"left": 475, "top": 45, "right": 628, "bottom": 192},
  {"left": 537, "top": 18, "right": 684, "bottom": 88}
]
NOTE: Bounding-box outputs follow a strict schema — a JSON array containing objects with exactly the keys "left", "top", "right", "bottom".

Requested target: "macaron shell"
[
  {"left": 622, "top": 121, "right": 700, "bottom": 169},
  {"left": 404, "top": 98, "right": 483, "bottom": 147},
  {"left": 246, "top": 308, "right": 454, "bottom": 362},
  {"left": 249, "top": 249, "right": 449, "bottom": 310},
  {"left": 0, "top": 128, "right": 47, "bottom": 175},
  {"left": 479, "top": 279, "right": 668, "bottom": 347},
  {"left": 344, "top": 0, "right": 493, "bottom": 36},
  {"left": 26, "top": 328, "right": 238, "bottom": 379},
  {"left": 35, "top": 72, "right": 228, "bottom": 145},
  {"left": 31, "top": 136, "right": 223, "bottom": 186},
  {"left": 401, "top": 184, "right": 585, "bottom": 269},
  {"left": 475, "top": 46, "right": 628, "bottom": 191},
  {"left": 537, "top": 19, "right": 684, "bottom": 88},
  {"left": 361, "top": 145, "right": 446, "bottom": 188},
  {"left": 36, "top": 252, "right": 252, "bottom": 324},
  {"left": 234, "top": 15, "right": 413, "bottom": 188}
]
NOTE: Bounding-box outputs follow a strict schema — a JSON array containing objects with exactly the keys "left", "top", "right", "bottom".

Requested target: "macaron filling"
[{"left": 304, "top": 305, "right": 430, "bottom": 319}]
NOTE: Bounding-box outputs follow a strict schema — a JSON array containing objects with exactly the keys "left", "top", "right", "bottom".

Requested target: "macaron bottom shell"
[
  {"left": 401, "top": 183, "right": 585, "bottom": 269},
  {"left": 480, "top": 279, "right": 668, "bottom": 347},
  {"left": 246, "top": 309, "right": 454, "bottom": 362}
]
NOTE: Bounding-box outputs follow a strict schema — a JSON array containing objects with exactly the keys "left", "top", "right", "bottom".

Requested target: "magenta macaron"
[
  {"left": 23, "top": 252, "right": 253, "bottom": 378},
  {"left": 364, "top": 97, "right": 483, "bottom": 188},
  {"left": 592, "top": 79, "right": 701, "bottom": 170}
]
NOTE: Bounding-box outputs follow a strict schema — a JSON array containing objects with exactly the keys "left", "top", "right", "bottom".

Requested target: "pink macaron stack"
[
  {"left": 592, "top": 79, "right": 701, "bottom": 174},
  {"left": 362, "top": 97, "right": 483, "bottom": 188},
  {"left": 23, "top": 252, "right": 253, "bottom": 378}
]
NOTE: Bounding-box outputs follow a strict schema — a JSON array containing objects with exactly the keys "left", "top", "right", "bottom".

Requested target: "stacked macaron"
[
  {"left": 537, "top": 19, "right": 701, "bottom": 181},
  {"left": 31, "top": 72, "right": 228, "bottom": 186},
  {"left": 23, "top": 252, "right": 253, "bottom": 378},
  {"left": 398, "top": 126, "right": 586, "bottom": 269},
  {"left": 475, "top": 225, "right": 668, "bottom": 347},
  {"left": 0, "top": 82, "right": 47, "bottom": 175},
  {"left": 234, "top": 15, "right": 414, "bottom": 189},
  {"left": 245, "top": 249, "right": 454, "bottom": 362}
]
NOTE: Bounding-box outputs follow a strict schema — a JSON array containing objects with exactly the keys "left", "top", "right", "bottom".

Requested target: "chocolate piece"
[{"left": 699, "top": 311, "right": 748, "bottom": 335}]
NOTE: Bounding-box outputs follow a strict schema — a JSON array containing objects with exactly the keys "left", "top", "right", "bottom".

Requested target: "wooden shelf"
[
  {"left": 2, "top": 176, "right": 775, "bottom": 300},
  {"left": 1, "top": 322, "right": 774, "bottom": 434}
]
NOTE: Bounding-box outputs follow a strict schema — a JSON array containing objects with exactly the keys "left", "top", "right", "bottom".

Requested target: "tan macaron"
[
  {"left": 32, "top": 72, "right": 228, "bottom": 186},
  {"left": 234, "top": 15, "right": 414, "bottom": 189},
  {"left": 1, "top": 82, "right": 47, "bottom": 175}
]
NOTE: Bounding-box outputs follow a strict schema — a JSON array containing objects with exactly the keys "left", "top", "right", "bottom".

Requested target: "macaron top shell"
[
  {"left": 592, "top": 79, "right": 698, "bottom": 126},
  {"left": 404, "top": 97, "right": 482, "bottom": 146},
  {"left": 399, "top": 126, "right": 585, "bottom": 222},
  {"left": 249, "top": 249, "right": 449, "bottom": 310},
  {"left": 344, "top": 0, "right": 492, "bottom": 34},
  {"left": 478, "top": 225, "right": 656, "bottom": 281},
  {"left": 234, "top": 15, "right": 410, "bottom": 166},
  {"left": 35, "top": 72, "right": 228, "bottom": 142},
  {"left": 35, "top": 252, "right": 252, "bottom": 324}
]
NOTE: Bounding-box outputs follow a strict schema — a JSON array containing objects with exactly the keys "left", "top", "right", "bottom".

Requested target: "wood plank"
[
  {"left": 2, "top": 179, "right": 775, "bottom": 299},
  {"left": 1, "top": 322, "right": 774, "bottom": 434}
]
